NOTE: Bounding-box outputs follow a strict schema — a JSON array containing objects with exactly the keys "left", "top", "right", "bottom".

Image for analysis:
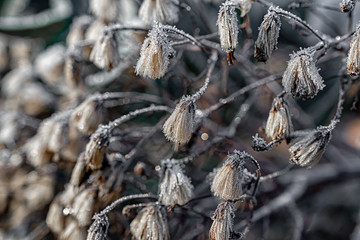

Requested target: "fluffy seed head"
[
  {"left": 347, "top": 25, "right": 360, "bottom": 75},
  {"left": 254, "top": 8, "right": 281, "bottom": 62},
  {"left": 282, "top": 48, "right": 325, "bottom": 99},
  {"left": 209, "top": 201, "right": 235, "bottom": 240},
  {"left": 139, "top": 0, "right": 180, "bottom": 24},
  {"left": 340, "top": 0, "right": 355, "bottom": 12},
  {"left": 159, "top": 159, "right": 193, "bottom": 206},
  {"left": 211, "top": 150, "right": 248, "bottom": 200},
  {"left": 135, "top": 22, "right": 175, "bottom": 79},
  {"left": 87, "top": 215, "right": 109, "bottom": 240},
  {"left": 162, "top": 96, "right": 196, "bottom": 145},
  {"left": 217, "top": 1, "right": 239, "bottom": 53},
  {"left": 130, "top": 205, "right": 169, "bottom": 240},
  {"left": 265, "top": 97, "right": 293, "bottom": 140}
]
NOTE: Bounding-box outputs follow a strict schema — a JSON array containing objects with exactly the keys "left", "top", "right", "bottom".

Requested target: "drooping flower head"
[
  {"left": 347, "top": 24, "right": 360, "bottom": 75},
  {"left": 139, "top": 0, "right": 180, "bottom": 24},
  {"left": 90, "top": 0, "right": 119, "bottom": 22},
  {"left": 209, "top": 201, "right": 235, "bottom": 240},
  {"left": 87, "top": 215, "right": 109, "bottom": 240}
]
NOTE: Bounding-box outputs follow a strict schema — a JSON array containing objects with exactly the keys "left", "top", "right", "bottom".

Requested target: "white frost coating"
[
  {"left": 139, "top": 0, "right": 179, "bottom": 24},
  {"left": 217, "top": 1, "right": 239, "bottom": 53},
  {"left": 282, "top": 48, "right": 325, "bottom": 99},
  {"left": 209, "top": 201, "right": 235, "bottom": 240},
  {"left": 347, "top": 25, "right": 360, "bottom": 75},
  {"left": 90, "top": 0, "right": 119, "bottom": 22}
]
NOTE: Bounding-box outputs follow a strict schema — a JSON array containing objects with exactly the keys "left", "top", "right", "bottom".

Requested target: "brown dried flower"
[
  {"left": 347, "top": 25, "right": 360, "bottom": 75},
  {"left": 209, "top": 201, "right": 235, "bottom": 240},
  {"left": 340, "top": 0, "right": 355, "bottom": 12},
  {"left": 139, "top": 0, "right": 180, "bottom": 24}
]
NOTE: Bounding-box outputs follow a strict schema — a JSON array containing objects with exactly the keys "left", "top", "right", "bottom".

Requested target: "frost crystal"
[
  {"left": 135, "top": 22, "right": 175, "bottom": 79},
  {"left": 211, "top": 150, "right": 247, "bottom": 200},
  {"left": 340, "top": 0, "right": 355, "bottom": 12},
  {"left": 282, "top": 48, "right": 325, "bottom": 99},
  {"left": 162, "top": 96, "right": 196, "bottom": 145},
  {"left": 254, "top": 8, "right": 281, "bottom": 62},
  {"left": 209, "top": 201, "right": 235, "bottom": 240},
  {"left": 159, "top": 159, "right": 193, "bottom": 206},
  {"left": 347, "top": 25, "right": 360, "bottom": 75},
  {"left": 289, "top": 123, "right": 334, "bottom": 167},
  {"left": 139, "top": 0, "right": 180, "bottom": 24},
  {"left": 265, "top": 97, "right": 293, "bottom": 140},
  {"left": 90, "top": 0, "right": 119, "bottom": 22},
  {"left": 130, "top": 205, "right": 169, "bottom": 240}
]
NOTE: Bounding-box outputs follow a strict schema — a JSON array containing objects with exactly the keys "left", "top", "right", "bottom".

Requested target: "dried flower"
[
  {"left": 347, "top": 25, "right": 360, "bottom": 75},
  {"left": 64, "top": 55, "right": 83, "bottom": 88},
  {"left": 73, "top": 188, "right": 96, "bottom": 226},
  {"left": 234, "top": 0, "right": 252, "bottom": 17},
  {"left": 211, "top": 150, "right": 247, "bottom": 200},
  {"left": 282, "top": 48, "right": 325, "bottom": 99},
  {"left": 254, "top": 8, "right": 281, "bottom": 62},
  {"left": 340, "top": 0, "right": 355, "bottom": 12},
  {"left": 209, "top": 201, "right": 235, "bottom": 240},
  {"left": 47, "top": 121, "right": 68, "bottom": 153},
  {"left": 89, "top": 0, "right": 119, "bottom": 22},
  {"left": 135, "top": 23, "right": 174, "bottom": 79},
  {"left": 70, "top": 156, "right": 87, "bottom": 187},
  {"left": 46, "top": 198, "right": 65, "bottom": 234},
  {"left": 60, "top": 220, "right": 87, "bottom": 240},
  {"left": 163, "top": 96, "right": 196, "bottom": 145},
  {"left": 130, "top": 205, "right": 169, "bottom": 240},
  {"left": 87, "top": 215, "right": 109, "bottom": 240},
  {"left": 265, "top": 97, "right": 293, "bottom": 140},
  {"left": 139, "top": 0, "right": 180, "bottom": 24},
  {"left": 217, "top": 1, "right": 238, "bottom": 64},
  {"left": 289, "top": 123, "right": 334, "bottom": 167},
  {"left": 66, "top": 15, "right": 93, "bottom": 46},
  {"left": 159, "top": 159, "right": 193, "bottom": 206}
]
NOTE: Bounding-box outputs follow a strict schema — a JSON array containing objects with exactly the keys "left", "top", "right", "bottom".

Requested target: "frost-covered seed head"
[
  {"left": 130, "top": 205, "right": 169, "bottom": 240},
  {"left": 254, "top": 8, "right": 281, "bottom": 62},
  {"left": 66, "top": 15, "right": 93, "bottom": 46},
  {"left": 90, "top": 0, "right": 119, "bottom": 22},
  {"left": 209, "top": 201, "right": 235, "bottom": 240},
  {"left": 90, "top": 31, "right": 120, "bottom": 71},
  {"left": 47, "top": 121, "right": 68, "bottom": 153},
  {"left": 135, "top": 23, "right": 174, "bottom": 79},
  {"left": 85, "top": 19, "right": 106, "bottom": 42},
  {"left": 235, "top": 0, "right": 252, "bottom": 17},
  {"left": 159, "top": 159, "right": 194, "bottom": 206},
  {"left": 211, "top": 150, "right": 248, "bottom": 200},
  {"left": 139, "top": 0, "right": 180, "bottom": 24},
  {"left": 282, "top": 48, "right": 325, "bottom": 99},
  {"left": 73, "top": 188, "right": 96, "bottom": 226},
  {"left": 340, "top": 0, "right": 355, "bottom": 12},
  {"left": 289, "top": 123, "right": 333, "bottom": 167},
  {"left": 347, "top": 25, "right": 360, "bottom": 75},
  {"left": 265, "top": 97, "right": 293, "bottom": 140},
  {"left": 87, "top": 215, "right": 109, "bottom": 240},
  {"left": 217, "top": 1, "right": 239, "bottom": 53},
  {"left": 64, "top": 55, "right": 82, "bottom": 87},
  {"left": 162, "top": 96, "right": 196, "bottom": 145},
  {"left": 46, "top": 198, "right": 65, "bottom": 234}
]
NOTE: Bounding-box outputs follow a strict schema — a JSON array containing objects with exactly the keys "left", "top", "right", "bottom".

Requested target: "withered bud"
[
  {"left": 130, "top": 205, "right": 169, "bottom": 240},
  {"left": 162, "top": 96, "right": 196, "bottom": 145},
  {"left": 340, "top": 0, "right": 355, "bottom": 12},
  {"left": 254, "top": 7, "right": 281, "bottom": 62},
  {"left": 87, "top": 215, "right": 109, "bottom": 240},
  {"left": 289, "top": 122, "right": 334, "bottom": 167},
  {"left": 89, "top": 0, "right": 119, "bottom": 22},
  {"left": 73, "top": 188, "right": 96, "bottom": 226},
  {"left": 211, "top": 150, "right": 248, "bottom": 201},
  {"left": 139, "top": 0, "right": 180, "bottom": 24},
  {"left": 135, "top": 22, "right": 175, "bottom": 79},
  {"left": 265, "top": 97, "right": 293, "bottom": 140},
  {"left": 209, "top": 201, "right": 235, "bottom": 240},
  {"left": 159, "top": 159, "right": 193, "bottom": 206},
  {"left": 347, "top": 24, "right": 360, "bottom": 75},
  {"left": 282, "top": 48, "right": 325, "bottom": 99}
]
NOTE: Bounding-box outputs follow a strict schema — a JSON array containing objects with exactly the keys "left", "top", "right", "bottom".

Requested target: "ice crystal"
[
  {"left": 209, "top": 201, "right": 235, "bottom": 240},
  {"left": 139, "top": 0, "right": 180, "bottom": 24}
]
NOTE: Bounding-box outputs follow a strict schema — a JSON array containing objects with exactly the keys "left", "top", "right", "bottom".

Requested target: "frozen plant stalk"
[
  {"left": 282, "top": 48, "right": 325, "bottom": 99},
  {"left": 217, "top": 1, "right": 239, "bottom": 64},
  {"left": 254, "top": 8, "right": 281, "bottom": 62},
  {"left": 135, "top": 23, "right": 175, "bottom": 79},
  {"left": 347, "top": 24, "right": 360, "bottom": 75},
  {"left": 159, "top": 159, "right": 193, "bottom": 206},
  {"left": 209, "top": 201, "right": 235, "bottom": 240},
  {"left": 139, "top": 0, "right": 180, "bottom": 24},
  {"left": 163, "top": 96, "right": 196, "bottom": 145}
]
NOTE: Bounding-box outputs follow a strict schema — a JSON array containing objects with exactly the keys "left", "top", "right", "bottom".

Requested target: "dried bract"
[
  {"left": 209, "top": 201, "right": 235, "bottom": 240},
  {"left": 87, "top": 215, "right": 109, "bottom": 240},
  {"left": 90, "top": 0, "right": 119, "bottom": 22},
  {"left": 135, "top": 23, "right": 174, "bottom": 79},
  {"left": 211, "top": 150, "right": 247, "bottom": 200},
  {"left": 139, "top": 0, "right": 179, "bottom": 24},
  {"left": 265, "top": 97, "right": 293, "bottom": 140},
  {"left": 163, "top": 96, "right": 196, "bottom": 145},
  {"left": 347, "top": 25, "right": 360, "bottom": 75},
  {"left": 254, "top": 8, "right": 281, "bottom": 62},
  {"left": 282, "top": 48, "right": 325, "bottom": 99},
  {"left": 130, "top": 205, "right": 169, "bottom": 240},
  {"left": 159, "top": 159, "right": 193, "bottom": 206},
  {"left": 340, "top": 0, "right": 355, "bottom": 12}
]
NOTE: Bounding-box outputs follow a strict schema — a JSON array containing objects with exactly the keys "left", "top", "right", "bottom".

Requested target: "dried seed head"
[
  {"left": 85, "top": 19, "right": 106, "bottom": 42},
  {"left": 87, "top": 215, "right": 109, "bottom": 240},
  {"left": 265, "top": 97, "right": 293, "bottom": 140},
  {"left": 139, "top": 0, "right": 180, "bottom": 24},
  {"left": 66, "top": 15, "right": 93, "bottom": 46},
  {"left": 90, "top": 0, "right": 119, "bottom": 22},
  {"left": 234, "top": 0, "right": 252, "bottom": 17},
  {"left": 84, "top": 125, "right": 111, "bottom": 170},
  {"left": 159, "top": 159, "right": 194, "bottom": 206},
  {"left": 73, "top": 188, "right": 96, "bottom": 226},
  {"left": 70, "top": 94, "right": 105, "bottom": 136},
  {"left": 340, "top": 0, "right": 355, "bottom": 12},
  {"left": 162, "top": 96, "right": 196, "bottom": 145},
  {"left": 347, "top": 25, "right": 360, "bottom": 75},
  {"left": 135, "top": 22, "right": 175, "bottom": 79},
  {"left": 60, "top": 220, "right": 87, "bottom": 240},
  {"left": 254, "top": 8, "right": 281, "bottom": 62},
  {"left": 46, "top": 198, "right": 65, "bottom": 234},
  {"left": 217, "top": 1, "right": 239, "bottom": 53},
  {"left": 282, "top": 48, "right": 325, "bottom": 99},
  {"left": 70, "top": 156, "right": 87, "bottom": 187},
  {"left": 47, "top": 121, "right": 68, "bottom": 153},
  {"left": 211, "top": 150, "right": 248, "bottom": 200},
  {"left": 209, "top": 201, "right": 235, "bottom": 240},
  {"left": 289, "top": 123, "right": 334, "bottom": 167},
  {"left": 130, "top": 205, "right": 169, "bottom": 240},
  {"left": 64, "top": 55, "right": 83, "bottom": 88},
  {"left": 90, "top": 31, "right": 120, "bottom": 71}
]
